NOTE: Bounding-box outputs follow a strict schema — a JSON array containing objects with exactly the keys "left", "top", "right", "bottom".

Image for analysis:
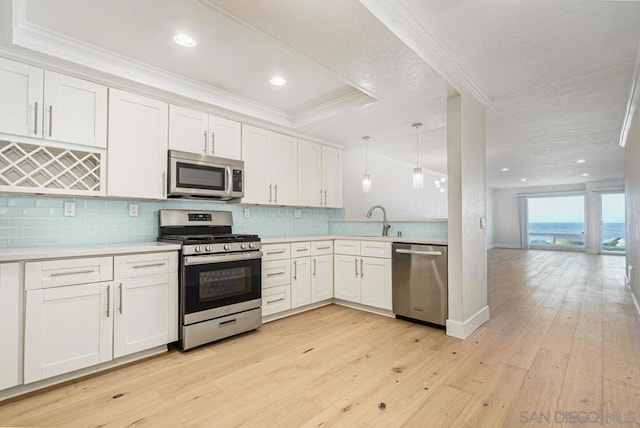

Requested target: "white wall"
[
  {"left": 342, "top": 149, "right": 448, "bottom": 219},
  {"left": 447, "top": 93, "right": 488, "bottom": 338},
  {"left": 625, "top": 105, "right": 640, "bottom": 309}
]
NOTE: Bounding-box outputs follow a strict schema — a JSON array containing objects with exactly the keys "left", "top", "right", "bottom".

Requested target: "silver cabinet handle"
[
  {"left": 267, "top": 271, "right": 285, "bottom": 277},
  {"left": 162, "top": 172, "right": 166, "bottom": 197},
  {"left": 266, "top": 249, "right": 286, "bottom": 255},
  {"left": 360, "top": 259, "right": 364, "bottom": 278},
  {"left": 34, "top": 101, "right": 38, "bottom": 135},
  {"left": 395, "top": 249, "right": 443, "bottom": 256},
  {"left": 274, "top": 184, "right": 278, "bottom": 203},
  {"left": 49, "top": 105, "right": 53, "bottom": 137},
  {"left": 313, "top": 258, "right": 317, "bottom": 277},
  {"left": 354, "top": 258, "right": 358, "bottom": 277},
  {"left": 118, "top": 283, "right": 123, "bottom": 314},
  {"left": 50, "top": 269, "right": 95, "bottom": 277},
  {"left": 267, "top": 297, "right": 286, "bottom": 304},
  {"left": 203, "top": 131, "right": 208, "bottom": 154},
  {"left": 296, "top": 248, "right": 308, "bottom": 252},
  {"left": 320, "top": 190, "right": 323, "bottom": 205},
  {"left": 106, "top": 284, "right": 111, "bottom": 317},
  {"left": 316, "top": 246, "right": 331, "bottom": 250},
  {"left": 269, "top": 184, "right": 272, "bottom": 203},
  {"left": 293, "top": 260, "right": 297, "bottom": 280},
  {"left": 211, "top": 131, "right": 216, "bottom": 154},
  {"left": 132, "top": 262, "right": 166, "bottom": 269},
  {"left": 323, "top": 190, "right": 327, "bottom": 206}
]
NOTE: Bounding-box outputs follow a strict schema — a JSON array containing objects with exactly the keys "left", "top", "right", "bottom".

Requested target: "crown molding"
[
  {"left": 10, "top": 0, "right": 375, "bottom": 129},
  {"left": 293, "top": 90, "right": 376, "bottom": 128},
  {"left": 619, "top": 42, "right": 640, "bottom": 148},
  {"left": 359, "top": 0, "right": 492, "bottom": 107}
]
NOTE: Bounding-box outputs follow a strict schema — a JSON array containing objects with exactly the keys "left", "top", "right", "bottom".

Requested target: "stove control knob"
[
  {"left": 195, "top": 246, "right": 202, "bottom": 253},
  {"left": 224, "top": 243, "right": 231, "bottom": 251},
  {"left": 241, "top": 243, "right": 247, "bottom": 249},
  {"left": 249, "top": 242, "right": 256, "bottom": 249},
  {"left": 205, "top": 245, "right": 212, "bottom": 252}
]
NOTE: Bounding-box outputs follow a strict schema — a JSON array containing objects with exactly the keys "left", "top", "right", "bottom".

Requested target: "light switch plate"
[
  {"left": 479, "top": 217, "right": 486, "bottom": 230},
  {"left": 294, "top": 209, "right": 302, "bottom": 218},
  {"left": 129, "top": 203, "right": 139, "bottom": 217},
  {"left": 64, "top": 202, "right": 75, "bottom": 217},
  {"left": 244, "top": 207, "right": 250, "bottom": 218}
]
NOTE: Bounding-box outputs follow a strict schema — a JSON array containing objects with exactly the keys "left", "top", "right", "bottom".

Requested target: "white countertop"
[
  {"left": 261, "top": 235, "right": 447, "bottom": 246},
  {"left": 0, "top": 242, "right": 181, "bottom": 263}
]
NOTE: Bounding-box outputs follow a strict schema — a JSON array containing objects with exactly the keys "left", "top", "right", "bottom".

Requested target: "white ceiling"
[{"left": 2, "top": 0, "right": 639, "bottom": 189}]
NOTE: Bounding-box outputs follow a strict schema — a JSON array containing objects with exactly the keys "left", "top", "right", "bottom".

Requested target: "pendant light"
[
  {"left": 412, "top": 123, "right": 424, "bottom": 189},
  {"left": 362, "top": 136, "right": 371, "bottom": 193}
]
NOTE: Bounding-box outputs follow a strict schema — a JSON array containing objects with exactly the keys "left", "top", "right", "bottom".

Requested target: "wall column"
[{"left": 446, "top": 92, "right": 489, "bottom": 339}]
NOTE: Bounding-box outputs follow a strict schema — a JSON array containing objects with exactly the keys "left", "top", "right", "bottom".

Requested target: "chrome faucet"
[{"left": 366, "top": 205, "right": 391, "bottom": 236}]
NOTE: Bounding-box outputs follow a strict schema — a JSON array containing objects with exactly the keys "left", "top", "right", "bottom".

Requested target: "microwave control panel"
[{"left": 232, "top": 169, "right": 243, "bottom": 192}]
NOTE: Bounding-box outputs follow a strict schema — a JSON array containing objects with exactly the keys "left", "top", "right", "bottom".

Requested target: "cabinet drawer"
[
  {"left": 262, "top": 285, "right": 291, "bottom": 316},
  {"left": 334, "top": 240, "right": 361, "bottom": 256},
  {"left": 262, "top": 243, "right": 291, "bottom": 261},
  {"left": 114, "top": 252, "right": 178, "bottom": 279},
  {"left": 291, "top": 241, "right": 311, "bottom": 257},
  {"left": 262, "top": 260, "right": 291, "bottom": 289},
  {"left": 26, "top": 257, "right": 113, "bottom": 290},
  {"left": 311, "top": 240, "right": 333, "bottom": 256},
  {"left": 361, "top": 241, "right": 391, "bottom": 259}
]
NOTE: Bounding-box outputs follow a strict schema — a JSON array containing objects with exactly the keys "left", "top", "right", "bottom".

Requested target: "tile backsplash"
[{"left": 0, "top": 195, "right": 344, "bottom": 249}]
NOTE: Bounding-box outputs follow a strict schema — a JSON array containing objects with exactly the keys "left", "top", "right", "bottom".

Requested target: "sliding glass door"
[
  {"left": 601, "top": 193, "right": 625, "bottom": 253},
  {"left": 527, "top": 195, "right": 585, "bottom": 250}
]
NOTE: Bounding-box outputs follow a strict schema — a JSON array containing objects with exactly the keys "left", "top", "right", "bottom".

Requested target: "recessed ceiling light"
[
  {"left": 576, "top": 159, "right": 586, "bottom": 164},
  {"left": 270, "top": 76, "right": 287, "bottom": 86},
  {"left": 520, "top": 178, "right": 527, "bottom": 182},
  {"left": 174, "top": 34, "right": 196, "bottom": 47},
  {"left": 501, "top": 168, "right": 509, "bottom": 172},
  {"left": 582, "top": 173, "right": 590, "bottom": 177}
]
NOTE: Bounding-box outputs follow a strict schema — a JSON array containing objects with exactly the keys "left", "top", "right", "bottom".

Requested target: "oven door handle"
[{"left": 184, "top": 251, "right": 263, "bottom": 266}]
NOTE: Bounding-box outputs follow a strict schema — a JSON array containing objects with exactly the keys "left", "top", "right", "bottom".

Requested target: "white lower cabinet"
[
  {"left": 262, "top": 285, "right": 291, "bottom": 316},
  {"left": 0, "top": 263, "right": 21, "bottom": 391},
  {"left": 334, "top": 240, "right": 392, "bottom": 311},
  {"left": 24, "top": 252, "right": 178, "bottom": 384},
  {"left": 291, "top": 256, "right": 311, "bottom": 308},
  {"left": 311, "top": 254, "right": 333, "bottom": 302}
]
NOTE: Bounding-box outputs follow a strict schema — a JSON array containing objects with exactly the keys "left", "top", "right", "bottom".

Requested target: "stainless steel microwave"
[{"left": 167, "top": 150, "right": 244, "bottom": 201}]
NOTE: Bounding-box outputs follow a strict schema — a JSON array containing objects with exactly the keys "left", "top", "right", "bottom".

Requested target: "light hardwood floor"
[{"left": 1, "top": 249, "right": 640, "bottom": 427}]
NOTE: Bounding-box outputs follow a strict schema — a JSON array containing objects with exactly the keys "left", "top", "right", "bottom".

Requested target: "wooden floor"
[{"left": 2, "top": 249, "right": 640, "bottom": 427}]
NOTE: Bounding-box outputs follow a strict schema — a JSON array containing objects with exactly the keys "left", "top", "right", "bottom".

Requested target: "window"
[
  {"left": 601, "top": 193, "right": 625, "bottom": 253},
  {"left": 528, "top": 195, "right": 585, "bottom": 249}
]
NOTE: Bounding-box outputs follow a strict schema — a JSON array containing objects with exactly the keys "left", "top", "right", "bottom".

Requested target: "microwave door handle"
[{"left": 225, "top": 166, "right": 232, "bottom": 195}]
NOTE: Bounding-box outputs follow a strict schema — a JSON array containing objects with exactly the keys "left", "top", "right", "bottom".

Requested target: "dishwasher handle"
[{"left": 395, "top": 249, "right": 443, "bottom": 256}]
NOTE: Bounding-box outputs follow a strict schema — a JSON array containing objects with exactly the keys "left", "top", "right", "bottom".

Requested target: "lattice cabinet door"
[{"left": 0, "top": 140, "right": 105, "bottom": 196}]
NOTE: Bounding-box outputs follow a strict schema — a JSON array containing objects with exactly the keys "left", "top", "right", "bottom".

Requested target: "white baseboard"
[
  {"left": 333, "top": 299, "right": 395, "bottom": 318},
  {"left": 262, "top": 300, "right": 332, "bottom": 324},
  {"left": 494, "top": 243, "right": 521, "bottom": 249},
  {"left": 446, "top": 305, "right": 490, "bottom": 339}
]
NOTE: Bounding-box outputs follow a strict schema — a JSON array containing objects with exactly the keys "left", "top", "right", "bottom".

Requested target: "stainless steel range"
[{"left": 158, "top": 209, "right": 262, "bottom": 350}]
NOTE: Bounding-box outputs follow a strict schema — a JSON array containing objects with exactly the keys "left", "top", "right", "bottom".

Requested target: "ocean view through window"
[
  {"left": 528, "top": 195, "right": 585, "bottom": 249},
  {"left": 601, "top": 192, "right": 625, "bottom": 253}
]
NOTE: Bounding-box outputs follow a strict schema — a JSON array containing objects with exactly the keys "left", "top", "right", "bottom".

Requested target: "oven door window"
[
  {"left": 184, "top": 257, "right": 261, "bottom": 314},
  {"left": 176, "top": 162, "right": 226, "bottom": 191}
]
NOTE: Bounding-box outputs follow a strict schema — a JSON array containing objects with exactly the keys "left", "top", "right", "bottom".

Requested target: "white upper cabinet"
[
  {"left": 0, "top": 57, "right": 43, "bottom": 139},
  {"left": 108, "top": 89, "right": 168, "bottom": 199},
  {"left": 298, "top": 140, "right": 323, "bottom": 207},
  {"left": 297, "top": 140, "right": 343, "bottom": 208},
  {"left": 321, "top": 146, "right": 343, "bottom": 208},
  {"left": 43, "top": 71, "right": 107, "bottom": 148},
  {"left": 209, "top": 115, "right": 241, "bottom": 160},
  {"left": 169, "top": 105, "right": 241, "bottom": 160},
  {"left": 0, "top": 58, "right": 107, "bottom": 148},
  {"left": 242, "top": 125, "right": 298, "bottom": 205}
]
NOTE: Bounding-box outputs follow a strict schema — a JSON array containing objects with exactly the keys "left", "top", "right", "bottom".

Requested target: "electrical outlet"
[
  {"left": 294, "top": 209, "right": 302, "bottom": 219},
  {"left": 63, "top": 202, "right": 75, "bottom": 217},
  {"left": 129, "top": 203, "right": 139, "bottom": 217},
  {"left": 244, "top": 207, "right": 251, "bottom": 218}
]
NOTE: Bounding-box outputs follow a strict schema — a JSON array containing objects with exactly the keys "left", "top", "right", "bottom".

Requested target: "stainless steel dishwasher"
[{"left": 392, "top": 243, "right": 448, "bottom": 327}]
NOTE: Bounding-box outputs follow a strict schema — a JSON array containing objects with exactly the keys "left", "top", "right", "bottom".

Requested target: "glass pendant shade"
[
  {"left": 412, "top": 167, "right": 424, "bottom": 189},
  {"left": 362, "top": 173, "right": 372, "bottom": 193}
]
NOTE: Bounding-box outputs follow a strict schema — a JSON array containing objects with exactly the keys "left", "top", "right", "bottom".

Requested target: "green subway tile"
[
  {"left": 7, "top": 197, "right": 35, "bottom": 207},
  {"left": 35, "top": 198, "right": 64, "bottom": 208}
]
